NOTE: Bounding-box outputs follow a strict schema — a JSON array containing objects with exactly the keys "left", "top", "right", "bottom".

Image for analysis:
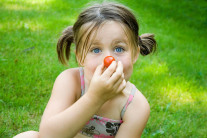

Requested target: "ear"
[{"left": 133, "top": 46, "right": 140, "bottom": 64}]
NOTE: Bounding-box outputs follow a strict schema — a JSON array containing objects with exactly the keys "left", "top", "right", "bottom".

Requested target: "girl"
[{"left": 14, "top": 2, "right": 156, "bottom": 138}]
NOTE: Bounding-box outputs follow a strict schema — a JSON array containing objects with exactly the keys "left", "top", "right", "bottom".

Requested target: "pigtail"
[
  {"left": 139, "top": 33, "right": 157, "bottom": 56},
  {"left": 57, "top": 26, "right": 74, "bottom": 66}
]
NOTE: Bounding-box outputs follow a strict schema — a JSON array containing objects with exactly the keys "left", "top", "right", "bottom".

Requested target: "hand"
[{"left": 87, "top": 61, "right": 126, "bottom": 102}]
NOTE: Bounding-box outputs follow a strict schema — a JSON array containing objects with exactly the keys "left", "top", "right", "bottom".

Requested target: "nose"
[
  {"left": 102, "top": 51, "right": 116, "bottom": 63},
  {"left": 103, "top": 50, "right": 114, "bottom": 57},
  {"left": 102, "top": 50, "right": 113, "bottom": 61}
]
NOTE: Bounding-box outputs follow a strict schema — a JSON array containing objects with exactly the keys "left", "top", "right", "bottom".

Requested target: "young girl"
[{"left": 14, "top": 2, "right": 156, "bottom": 138}]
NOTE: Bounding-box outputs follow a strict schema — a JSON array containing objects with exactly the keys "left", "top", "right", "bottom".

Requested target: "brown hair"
[{"left": 57, "top": 2, "right": 157, "bottom": 66}]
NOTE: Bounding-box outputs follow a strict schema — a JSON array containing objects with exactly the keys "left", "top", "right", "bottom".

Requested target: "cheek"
[
  {"left": 83, "top": 56, "right": 102, "bottom": 81},
  {"left": 117, "top": 56, "right": 133, "bottom": 81},
  {"left": 84, "top": 58, "right": 99, "bottom": 72},
  {"left": 123, "top": 61, "right": 133, "bottom": 81}
]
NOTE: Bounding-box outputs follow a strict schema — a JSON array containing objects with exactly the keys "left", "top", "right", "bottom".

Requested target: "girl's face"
[{"left": 83, "top": 21, "right": 139, "bottom": 83}]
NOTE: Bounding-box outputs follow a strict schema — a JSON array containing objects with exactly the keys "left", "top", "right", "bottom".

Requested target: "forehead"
[
  {"left": 78, "top": 21, "right": 131, "bottom": 43},
  {"left": 91, "top": 21, "right": 128, "bottom": 43}
]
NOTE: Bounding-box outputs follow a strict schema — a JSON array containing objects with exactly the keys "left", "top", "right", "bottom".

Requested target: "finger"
[
  {"left": 93, "top": 62, "right": 105, "bottom": 76},
  {"left": 122, "top": 73, "right": 124, "bottom": 79},
  {"left": 112, "top": 76, "right": 124, "bottom": 90},
  {"left": 109, "top": 61, "right": 123, "bottom": 83},
  {"left": 111, "top": 64, "right": 124, "bottom": 90},
  {"left": 117, "top": 79, "right": 126, "bottom": 93},
  {"left": 102, "top": 61, "right": 117, "bottom": 78}
]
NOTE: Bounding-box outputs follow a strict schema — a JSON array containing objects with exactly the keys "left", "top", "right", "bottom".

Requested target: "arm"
[
  {"left": 39, "top": 68, "right": 104, "bottom": 138},
  {"left": 115, "top": 90, "right": 150, "bottom": 138},
  {"left": 39, "top": 62, "right": 126, "bottom": 138}
]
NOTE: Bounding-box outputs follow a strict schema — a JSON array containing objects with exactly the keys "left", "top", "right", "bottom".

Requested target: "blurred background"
[{"left": 0, "top": 0, "right": 206, "bottom": 137}]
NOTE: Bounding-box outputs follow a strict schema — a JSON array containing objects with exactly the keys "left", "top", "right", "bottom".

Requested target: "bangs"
[
  {"left": 118, "top": 22, "right": 138, "bottom": 59},
  {"left": 75, "top": 22, "right": 97, "bottom": 65},
  {"left": 75, "top": 21, "right": 108, "bottom": 66}
]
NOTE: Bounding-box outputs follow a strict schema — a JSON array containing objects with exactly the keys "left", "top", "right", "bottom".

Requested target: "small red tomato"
[{"left": 104, "top": 56, "right": 115, "bottom": 68}]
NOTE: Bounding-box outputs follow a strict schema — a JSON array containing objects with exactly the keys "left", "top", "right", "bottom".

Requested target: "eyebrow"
[
  {"left": 113, "top": 39, "right": 127, "bottom": 44},
  {"left": 91, "top": 39, "right": 128, "bottom": 45},
  {"left": 91, "top": 41, "right": 102, "bottom": 45}
]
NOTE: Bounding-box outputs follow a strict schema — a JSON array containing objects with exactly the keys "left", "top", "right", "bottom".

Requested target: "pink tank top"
[{"left": 79, "top": 67, "right": 136, "bottom": 138}]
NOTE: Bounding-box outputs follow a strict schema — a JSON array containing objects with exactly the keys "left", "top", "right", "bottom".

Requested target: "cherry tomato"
[{"left": 104, "top": 56, "right": 115, "bottom": 68}]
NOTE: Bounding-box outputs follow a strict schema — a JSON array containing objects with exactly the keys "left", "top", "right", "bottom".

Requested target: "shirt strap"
[
  {"left": 120, "top": 84, "right": 136, "bottom": 119},
  {"left": 79, "top": 67, "right": 85, "bottom": 96}
]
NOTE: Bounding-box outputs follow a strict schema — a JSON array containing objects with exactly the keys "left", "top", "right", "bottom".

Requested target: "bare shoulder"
[
  {"left": 52, "top": 68, "right": 81, "bottom": 99},
  {"left": 41, "top": 67, "right": 81, "bottom": 121},
  {"left": 116, "top": 82, "right": 150, "bottom": 137},
  {"left": 56, "top": 68, "right": 80, "bottom": 83},
  {"left": 123, "top": 81, "right": 150, "bottom": 111},
  {"left": 132, "top": 85, "right": 150, "bottom": 112}
]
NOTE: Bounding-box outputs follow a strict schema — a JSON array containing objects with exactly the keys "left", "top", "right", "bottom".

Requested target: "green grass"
[{"left": 0, "top": 0, "right": 206, "bottom": 137}]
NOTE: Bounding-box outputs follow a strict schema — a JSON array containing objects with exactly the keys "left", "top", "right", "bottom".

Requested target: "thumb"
[{"left": 93, "top": 62, "right": 104, "bottom": 76}]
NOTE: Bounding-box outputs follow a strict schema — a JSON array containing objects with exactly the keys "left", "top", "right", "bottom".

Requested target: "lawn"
[{"left": 0, "top": 0, "right": 206, "bottom": 137}]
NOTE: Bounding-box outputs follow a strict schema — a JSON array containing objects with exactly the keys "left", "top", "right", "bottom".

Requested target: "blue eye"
[
  {"left": 115, "top": 47, "right": 124, "bottom": 53},
  {"left": 92, "top": 48, "right": 101, "bottom": 53}
]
